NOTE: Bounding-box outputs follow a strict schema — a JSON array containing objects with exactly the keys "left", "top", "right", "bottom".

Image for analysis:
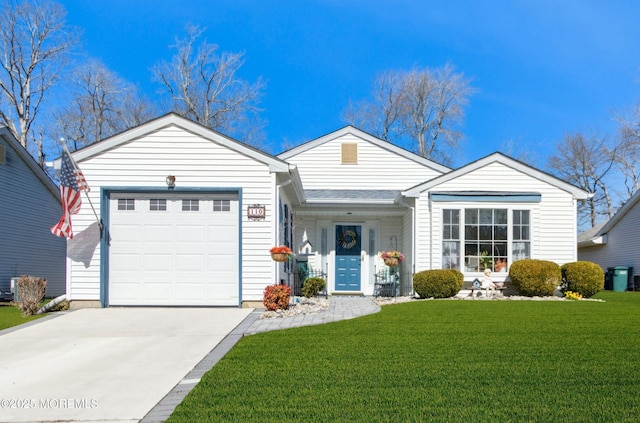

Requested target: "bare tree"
[
  {"left": 615, "top": 104, "right": 640, "bottom": 198},
  {"left": 0, "top": 0, "right": 78, "bottom": 149},
  {"left": 152, "top": 25, "right": 266, "bottom": 144},
  {"left": 548, "top": 132, "right": 617, "bottom": 228},
  {"left": 342, "top": 70, "right": 403, "bottom": 142},
  {"left": 343, "top": 64, "right": 473, "bottom": 165},
  {"left": 52, "top": 59, "right": 155, "bottom": 150}
]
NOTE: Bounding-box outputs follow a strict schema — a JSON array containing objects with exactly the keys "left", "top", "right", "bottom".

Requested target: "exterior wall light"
[{"left": 166, "top": 175, "right": 176, "bottom": 189}]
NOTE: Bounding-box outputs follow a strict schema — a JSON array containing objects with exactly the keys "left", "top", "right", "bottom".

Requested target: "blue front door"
[{"left": 335, "top": 225, "right": 361, "bottom": 291}]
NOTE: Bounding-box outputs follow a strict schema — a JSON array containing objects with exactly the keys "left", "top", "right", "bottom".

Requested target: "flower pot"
[
  {"left": 271, "top": 253, "right": 288, "bottom": 262},
  {"left": 384, "top": 257, "right": 399, "bottom": 267}
]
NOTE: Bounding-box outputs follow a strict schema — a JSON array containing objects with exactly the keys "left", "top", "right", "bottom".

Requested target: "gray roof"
[
  {"left": 305, "top": 189, "right": 401, "bottom": 203},
  {"left": 577, "top": 222, "right": 606, "bottom": 244}
]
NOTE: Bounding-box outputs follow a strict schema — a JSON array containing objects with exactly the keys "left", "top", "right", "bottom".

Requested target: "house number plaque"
[{"left": 247, "top": 204, "right": 266, "bottom": 220}]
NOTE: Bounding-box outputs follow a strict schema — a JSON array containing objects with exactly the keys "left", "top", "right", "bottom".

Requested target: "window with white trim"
[
  {"left": 442, "top": 209, "right": 460, "bottom": 270},
  {"left": 513, "top": 210, "right": 531, "bottom": 261},
  {"left": 149, "top": 199, "right": 167, "bottom": 211},
  {"left": 117, "top": 198, "right": 135, "bottom": 211},
  {"left": 441, "top": 208, "right": 531, "bottom": 272},
  {"left": 213, "top": 199, "right": 231, "bottom": 212},
  {"left": 464, "top": 208, "right": 507, "bottom": 272},
  {"left": 181, "top": 199, "right": 199, "bottom": 211}
]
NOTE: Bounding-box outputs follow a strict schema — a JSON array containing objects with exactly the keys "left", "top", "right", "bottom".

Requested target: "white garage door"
[{"left": 108, "top": 193, "right": 239, "bottom": 306}]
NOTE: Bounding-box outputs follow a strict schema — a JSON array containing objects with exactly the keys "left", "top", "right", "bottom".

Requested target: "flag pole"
[{"left": 59, "top": 139, "right": 102, "bottom": 230}]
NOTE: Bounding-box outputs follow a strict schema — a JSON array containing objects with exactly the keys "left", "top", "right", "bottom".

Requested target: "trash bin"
[{"left": 608, "top": 266, "right": 629, "bottom": 292}]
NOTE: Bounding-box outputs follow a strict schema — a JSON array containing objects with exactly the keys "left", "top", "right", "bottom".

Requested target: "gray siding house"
[
  {"left": 0, "top": 128, "right": 66, "bottom": 297},
  {"left": 578, "top": 189, "right": 640, "bottom": 288}
]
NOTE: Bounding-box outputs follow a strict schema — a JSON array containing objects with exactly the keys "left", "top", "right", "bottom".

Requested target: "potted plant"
[
  {"left": 479, "top": 251, "right": 493, "bottom": 270},
  {"left": 270, "top": 245, "right": 294, "bottom": 262},
  {"left": 379, "top": 250, "right": 405, "bottom": 267}
]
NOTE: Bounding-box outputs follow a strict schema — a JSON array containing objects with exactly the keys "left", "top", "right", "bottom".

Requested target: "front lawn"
[
  {"left": 0, "top": 303, "right": 45, "bottom": 331},
  {"left": 169, "top": 292, "right": 640, "bottom": 422}
]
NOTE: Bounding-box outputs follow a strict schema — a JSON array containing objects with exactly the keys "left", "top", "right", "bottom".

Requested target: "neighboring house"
[
  {"left": 62, "top": 114, "right": 589, "bottom": 308},
  {"left": 578, "top": 189, "right": 640, "bottom": 285},
  {"left": 0, "top": 127, "right": 66, "bottom": 297}
]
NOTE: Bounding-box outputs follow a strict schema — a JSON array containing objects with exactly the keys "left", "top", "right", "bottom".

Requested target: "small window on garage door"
[
  {"left": 149, "top": 199, "right": 167, "bottom": 211},
  {"left": 182, "top": 199, "right": 199, "bottom": 211},
  {"left": 117, "top": 198, "right": 135, "bottom": 211},
  {"left": 213, "top": 199, "right": 231, "bottom": 212}
]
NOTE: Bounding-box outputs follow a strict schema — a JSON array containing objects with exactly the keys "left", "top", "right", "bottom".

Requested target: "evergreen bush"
[
  {"left": 413, "top": 269, "right": 463, "bottom": 299},
  {"left": 509, "top": 259, "right": 561, "bottom": 296},
  {"left": 561, "top": 261, "right": 604, "bottom": 298},
  {"left": 301, "top": 277, "right": 326, "bottom": 298}
]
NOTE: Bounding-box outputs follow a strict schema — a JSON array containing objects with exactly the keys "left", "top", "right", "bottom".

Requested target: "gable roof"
[
  {"left": 0, "top": 127, "right": 60, "bottom": 201},
  {"left": 403, "top": 152, "right": 591, "bottom": 199},
  {"left": 277, "top": 125, "right": 452, "bottom": 174},
  {"left": 70, "top": 113, "right": 291, "bottom": 173},
  {"left": 579, "top": 189, "right": 640, "bottom": 246}
]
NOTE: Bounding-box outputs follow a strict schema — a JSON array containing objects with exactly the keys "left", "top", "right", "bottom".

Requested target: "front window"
[
  {"left": 441, "top": 208, "right": 530, "bottom": 272},
  {"left": 464, "top": 208, "right": 508, "bottom": 272},
  {"left": 442, "top": 209, "right": 460, "bottom": 269},
  {"left": 513, "top": 210, "right": 531, "bottom": 261}
]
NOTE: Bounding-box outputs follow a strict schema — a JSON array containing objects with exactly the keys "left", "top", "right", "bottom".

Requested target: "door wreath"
[{"left": 338, "top": 229, "right": 357, "bottom": 249}]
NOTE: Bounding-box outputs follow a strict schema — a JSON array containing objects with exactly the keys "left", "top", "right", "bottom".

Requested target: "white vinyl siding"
[
  {"left": 284, "top": 133, "right": 444, "bottom": 190},
  {"left": 67, "top": 124, "right": 277, "bottom": 303},
  {"left": 415, "top": 161, "right": 579, "bottom": 276}
]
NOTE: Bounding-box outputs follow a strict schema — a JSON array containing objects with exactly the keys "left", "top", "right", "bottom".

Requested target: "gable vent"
[
  {"left": 341, "top": 142, "right": 357, "bottom": 164},
  {"left": 0, "top": 144, "right": 5, "bottom": 164}
]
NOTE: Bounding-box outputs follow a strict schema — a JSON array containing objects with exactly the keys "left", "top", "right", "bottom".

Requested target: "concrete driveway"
[{"left": 0, "top": 307, "right": 252, "bottom": 422}]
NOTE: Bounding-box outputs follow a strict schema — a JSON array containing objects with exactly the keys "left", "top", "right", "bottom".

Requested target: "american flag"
[{"left": 50, "top": 152, "right": 90, "bottom": 239}]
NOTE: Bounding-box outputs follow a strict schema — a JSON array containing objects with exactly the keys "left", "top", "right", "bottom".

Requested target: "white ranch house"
[{"left": 61, "top": 114, "right": 589, "bottom": 307}]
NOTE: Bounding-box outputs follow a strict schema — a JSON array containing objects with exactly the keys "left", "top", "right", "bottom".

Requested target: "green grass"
[
  {"left": 0, "top": 302, "right": 46, "bottom": 330},
  {"left": 169, "top": 292, "right": 640, "bottom": 422}
]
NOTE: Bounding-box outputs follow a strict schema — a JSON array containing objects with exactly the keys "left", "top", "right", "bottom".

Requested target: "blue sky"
[{"left": 59, "top": 0, "right": 640, "bottom": 167}]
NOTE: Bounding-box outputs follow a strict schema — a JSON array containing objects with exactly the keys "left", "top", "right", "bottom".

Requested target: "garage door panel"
[
  {"left": 111, "top": 253, "right": 142, "bottom": 271},
  {"left": 110, "top": 281, "right": 141, "bottom": 300},
  {"left": 176, "top": 225, "right": 206, "bottom": 242},
  {"left": 143, "top": 282, "right": 173, "bottom": 300},
  {"left": 143, "top": 254, "right": 174, "bottom": 271},
  {"left": 207, "top": 226, "right": 236, "bottom": 241},
  {"left": 143, "top": 225, "right": 174, "bottom": 242},
  {"left": 109, "top": 193, "right": 239, "bottom": 306},
  {"left": 175, "top": 284, "right": 206, "bottom": 300},
  {"left": 175, "top": 254, "right": 205, "bottom": 270},
  {"left": 206, "top": 254, "right": 237, "bottom": 270},
  {"left": 111, "top": 225, "right": 142, "bottom": 242}
]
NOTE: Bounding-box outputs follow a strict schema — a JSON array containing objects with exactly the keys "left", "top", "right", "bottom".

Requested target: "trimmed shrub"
[
  {"left": 413, "top": 269, "right": 463, "bottom": 299},
  {"left": 509, "top": 259, "right": 561, "bottom": 297},
  {"left": 263, "top": 284, "right": 291, "bottom": 311},
  {"left": 301, "top": 277, "right": 326, "bottom": 298},
  {"left": 15, "top": 275, "right": 47, "bottom": 316},
  {"left": 561, "top": 261, "right": 604, "bottom": 298}
]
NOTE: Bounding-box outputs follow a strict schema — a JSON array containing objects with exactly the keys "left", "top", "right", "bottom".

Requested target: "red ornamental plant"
[
  {"left": 263, "top": 284, "right": 291, "bottom": 311},
  {"left": 270, "top": 245, "right": 293, "bottom": 255},
  {"left": 379, "top": 250, "right": 405, "bottom": 262}
]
